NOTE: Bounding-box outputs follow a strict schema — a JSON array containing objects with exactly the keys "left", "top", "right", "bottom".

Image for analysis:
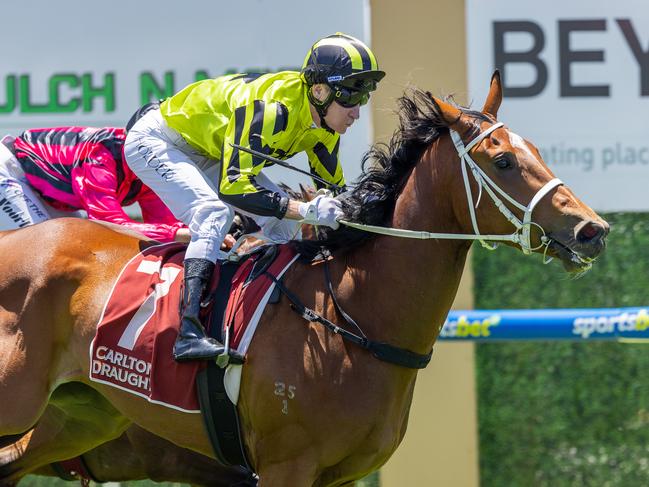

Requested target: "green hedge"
[{"left": 475, "top": 213, "right": 649, "bottom": 486}]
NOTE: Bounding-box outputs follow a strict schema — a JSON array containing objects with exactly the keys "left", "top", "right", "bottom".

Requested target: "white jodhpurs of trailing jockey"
[{"left": 0, "top": 138, "right": 71, "bottom": 230}]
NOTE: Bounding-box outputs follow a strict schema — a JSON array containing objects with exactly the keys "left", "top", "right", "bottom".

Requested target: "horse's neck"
[{"left": 343, "top": 141, "right": 470, "bottom": 355}]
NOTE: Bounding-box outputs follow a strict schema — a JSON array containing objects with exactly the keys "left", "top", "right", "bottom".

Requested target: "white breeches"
[{"left": 124, "top": 109, "right": 300, "bottom": 263}]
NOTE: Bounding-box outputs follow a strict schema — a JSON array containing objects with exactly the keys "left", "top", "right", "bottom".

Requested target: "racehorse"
[{"left": 0, "top": 72, "right": 608, "bottom": 487}]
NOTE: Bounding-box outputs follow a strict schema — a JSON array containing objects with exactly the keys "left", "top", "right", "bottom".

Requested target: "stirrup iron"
[{"left": 215, "top": 325, "right": 233, "bottom": 368}]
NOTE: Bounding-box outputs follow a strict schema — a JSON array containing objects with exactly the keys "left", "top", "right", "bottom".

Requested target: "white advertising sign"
[
  {"left": 467, "top": 0, "right": 649, "bottom": 211},
  {"left": 0, "top": 0, "right": 372, "bottom": 189}
]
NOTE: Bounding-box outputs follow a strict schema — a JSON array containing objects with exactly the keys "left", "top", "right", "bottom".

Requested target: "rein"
[{"left": 341, "top": 122, "right": 564, "bottom": 259}]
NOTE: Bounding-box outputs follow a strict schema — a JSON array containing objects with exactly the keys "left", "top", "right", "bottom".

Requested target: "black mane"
[{"left": 294, "top": 88, "right": 456, "bottom": 260}]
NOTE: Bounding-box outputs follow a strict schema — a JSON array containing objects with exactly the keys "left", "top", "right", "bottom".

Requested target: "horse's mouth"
[{"left": 547, "top": 238, "right": 596, "bottom": 276}]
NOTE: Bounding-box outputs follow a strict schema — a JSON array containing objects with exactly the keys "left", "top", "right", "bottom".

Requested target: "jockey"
[
  {"left": 0, "top": 127, "right": 189, "bottom": 242},
  {"left": 124, "top": 32, "right": 385, "bottom": 363}
]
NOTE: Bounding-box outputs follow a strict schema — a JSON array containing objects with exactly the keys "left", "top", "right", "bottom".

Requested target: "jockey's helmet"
[{"left": 301, "top": 33, "right": 385, "bottom": 111}]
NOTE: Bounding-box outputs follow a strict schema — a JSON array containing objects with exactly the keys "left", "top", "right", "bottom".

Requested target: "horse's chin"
[{"left": 548, "top": 239, "right": 594, "bottom": 277}]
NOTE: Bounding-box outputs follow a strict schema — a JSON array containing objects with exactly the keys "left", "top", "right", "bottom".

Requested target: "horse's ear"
[
  {"left": 481, "top": 70, "right": 502, "bottom": 118},
  {"left": 430, "top": 96, "right": 462, "bottom": 126}
]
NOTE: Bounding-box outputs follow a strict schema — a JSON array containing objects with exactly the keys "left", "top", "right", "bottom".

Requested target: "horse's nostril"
[{"left": 577, "top": 221, "right": 604, "bottom": 243}]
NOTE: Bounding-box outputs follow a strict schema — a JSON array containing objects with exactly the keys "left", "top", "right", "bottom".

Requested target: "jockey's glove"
[{"left": 298, "top": 194, "right": 343, "bottom": 230}]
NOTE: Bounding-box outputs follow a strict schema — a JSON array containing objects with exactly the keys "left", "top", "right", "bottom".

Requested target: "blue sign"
[{"left": 439, "top": 307, "right": 649, "bottom": 341}]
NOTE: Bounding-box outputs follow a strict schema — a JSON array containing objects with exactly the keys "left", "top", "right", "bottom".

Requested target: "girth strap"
[
  {"left": 196, "top": 260, "right": 253, "bottom": 471},
  {"left": 196, "top": 363, "right": 253, "bottom": 470}
]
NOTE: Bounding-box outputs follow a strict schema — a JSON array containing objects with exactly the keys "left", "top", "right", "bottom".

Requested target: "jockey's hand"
[
  {"left": 174, "top": 228, "right": 191, "bottom": 243},
  {"left": 221, "top": 234, "right": 236, "bottom": 250},
  {"left": 175, "top": 229, "right": 235, "bottom": 249},
  {"left": 297, "top": 195, "right": 343, "bottom": 230}
]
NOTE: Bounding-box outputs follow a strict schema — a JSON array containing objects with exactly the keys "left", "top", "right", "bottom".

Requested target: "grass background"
[{"left": 474, "top": 212, "right": 649, "bottom": 487}]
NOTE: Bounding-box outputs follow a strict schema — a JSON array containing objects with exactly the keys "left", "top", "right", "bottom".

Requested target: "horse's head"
[{"left": 433, "top": 71, "right": 608, "bottom": 274}]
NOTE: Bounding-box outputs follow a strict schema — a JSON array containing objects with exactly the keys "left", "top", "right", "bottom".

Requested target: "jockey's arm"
[
  {"left": 72, "top": 150, "right": 185, "bottom": 242},
  {"left": 218, "top": 101, "right": 343, "bottom": 228}
]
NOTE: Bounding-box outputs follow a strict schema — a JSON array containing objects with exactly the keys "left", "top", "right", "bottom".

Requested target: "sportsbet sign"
[
  {"left": 467, "top": 0, "right": 649, "bottom": 211},
  {"left": 440, "top": 308, "right": 649, "bottom": 341}
]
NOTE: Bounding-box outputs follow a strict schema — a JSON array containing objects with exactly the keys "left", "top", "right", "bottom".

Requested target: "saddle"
[
  {"left": 203, "top": 243, "right": 281, "bottom": 345},
  {"left": 89, "top": 240, "right": 298, "bottom": 473}
]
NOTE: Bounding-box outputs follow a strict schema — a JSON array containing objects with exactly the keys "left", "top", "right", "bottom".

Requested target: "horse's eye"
[{"left": 494, "top": 156, "right": 512, "bottom": 169}]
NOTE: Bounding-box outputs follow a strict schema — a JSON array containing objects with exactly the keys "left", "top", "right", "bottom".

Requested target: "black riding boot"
[{"left": 173, "top": 258, "right": 223, "bottom": 362}]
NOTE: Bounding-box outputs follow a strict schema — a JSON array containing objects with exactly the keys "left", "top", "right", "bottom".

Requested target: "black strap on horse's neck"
[
  {"left": 322, "top": 256, "right": 367, "bottom": 341},
  {"left": 265, "top": 259, "right": 433, "bottom": 370}
]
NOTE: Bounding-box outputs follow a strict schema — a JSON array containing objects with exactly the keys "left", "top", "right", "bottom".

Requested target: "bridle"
[
  {"left": 451, "top": 122, "right": 563, "bottom": 254},
  {"left": 266, "top": 123, "right": 557, "bottom": 371},
  {"left": 225, "top": 122, "right": 588, "bottom": 370},
  {"left": 341, "top": 122, "right": 563, "bottom": 259}
]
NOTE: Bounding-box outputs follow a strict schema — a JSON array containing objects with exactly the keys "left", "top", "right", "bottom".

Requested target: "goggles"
[{"left": 333, "top": 86, "right": 371, "bottom": 108}]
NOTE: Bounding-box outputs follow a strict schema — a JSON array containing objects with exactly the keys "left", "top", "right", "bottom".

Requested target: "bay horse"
[{"left": 0, "top": 72, "right": 607, "bottom": 487}]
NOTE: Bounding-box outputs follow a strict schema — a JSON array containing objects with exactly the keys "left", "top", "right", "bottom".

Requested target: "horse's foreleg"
[
  {"left": 0, "top": 431, "right": 32, "bottom": 478},
  {"left": 0, "top": 383, "right": 130, "bottom": 484},
  {"left": 0, "top": 434, "right": 30, "bottom": 451},
  {"left": 0, "top": 313, "right": 50, "bottom": 436}
]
